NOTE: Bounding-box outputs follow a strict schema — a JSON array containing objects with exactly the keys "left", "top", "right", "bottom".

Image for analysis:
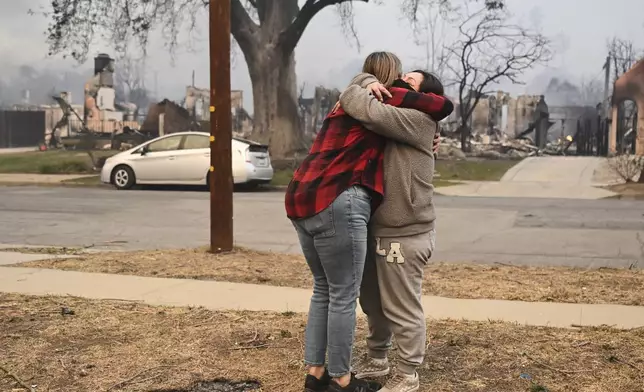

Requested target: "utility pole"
[
  {"left": 209, "top": 0, "right": 233, "bottom": 252},
  {"left": 603, "top": 54, "right": 611, "bottom": 120}
]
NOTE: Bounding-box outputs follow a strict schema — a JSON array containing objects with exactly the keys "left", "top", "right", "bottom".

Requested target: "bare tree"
[
  {"left": 442, "top": 0, "right": 551, "bottom": 152},
  {"left": 608, "top": 37, "right": 642, "bottom": 84},
  {"left": 114, "top": 53, "right": 152, "bottom": 114},
  {"left": 41, "top": 0, "right": 507, "bottom": 159},
  {"left": 41, "top": 0, "right": 450, "bottom": 159},
  {"left": 411, "top": 0, "right": 454, "bottom": 80}
]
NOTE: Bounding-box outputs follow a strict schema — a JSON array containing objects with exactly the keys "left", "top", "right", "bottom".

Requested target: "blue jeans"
[{"left": 292, "top": 185, "right": 372, "bottom": 378}]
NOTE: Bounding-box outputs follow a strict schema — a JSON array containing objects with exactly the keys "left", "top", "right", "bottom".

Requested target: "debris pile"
[{"left": 437, "top": 133, "right": 572, "bottom": 160}]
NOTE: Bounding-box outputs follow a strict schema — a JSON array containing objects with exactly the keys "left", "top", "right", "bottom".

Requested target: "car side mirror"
[{"left": 140, "top": 146, "right": 149, "bottom": 155}]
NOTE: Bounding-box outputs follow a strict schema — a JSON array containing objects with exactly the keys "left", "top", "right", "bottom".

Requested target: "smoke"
[
  {"left": 0, "top": 64, "right": 91, "bottom": 107},
  {"left": 541, "top": 77, "right": 603, "bottom": 107}
]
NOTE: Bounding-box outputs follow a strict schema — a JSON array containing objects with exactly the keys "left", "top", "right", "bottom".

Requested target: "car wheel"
[
  {"left": 111, "top": 165, "right": 136, "bottom": 190},
  {"left": 244, "top": 183, "right": 259, "bottom": 191}
]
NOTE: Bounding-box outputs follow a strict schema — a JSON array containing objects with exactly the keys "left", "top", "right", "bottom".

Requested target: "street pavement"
[{"left": 1, "top": 186, "right": 644, "bottom": 268}]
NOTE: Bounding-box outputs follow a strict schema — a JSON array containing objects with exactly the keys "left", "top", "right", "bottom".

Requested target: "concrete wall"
[
  {"left": 231, "top": 90, "right": 243, "bottom": 110},
  {"left": 453, "top": 92, "right": 541, "bottom": 137}
]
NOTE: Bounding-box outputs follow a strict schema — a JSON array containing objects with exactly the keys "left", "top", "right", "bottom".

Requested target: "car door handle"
[
  {"left": 168, "top": 156, "right": 176, "bottom": 160},
  {"left": 204, "top": 153, "right": 210, "bottom": 158}
]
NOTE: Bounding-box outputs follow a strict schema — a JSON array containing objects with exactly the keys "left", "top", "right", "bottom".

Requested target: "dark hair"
[{"left": 412, "top": 70, "right": 444, "bottom": 96}]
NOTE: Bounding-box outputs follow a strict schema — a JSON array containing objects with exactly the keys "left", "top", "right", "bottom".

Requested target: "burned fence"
[{"left": 0, "top": 110, "right": 46, "bottom": 148}]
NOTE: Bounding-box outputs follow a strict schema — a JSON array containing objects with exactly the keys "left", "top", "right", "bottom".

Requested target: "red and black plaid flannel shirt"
[{"left": 285, "top": 87, "right": 450, "bottom": 220}]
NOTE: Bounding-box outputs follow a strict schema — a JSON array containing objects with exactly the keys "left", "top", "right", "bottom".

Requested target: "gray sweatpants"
[{"left": 359, "top": 229, "right": 436, "bottom": 375}]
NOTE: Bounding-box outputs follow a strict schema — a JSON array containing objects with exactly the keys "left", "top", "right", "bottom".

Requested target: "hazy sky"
[{"left": 2, "top": 0, "right": 644, "bottom": 112}]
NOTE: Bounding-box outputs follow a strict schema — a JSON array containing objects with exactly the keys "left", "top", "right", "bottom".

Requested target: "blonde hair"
[{"left": 362, "top": 51, "right": 403, "bottom": 88}]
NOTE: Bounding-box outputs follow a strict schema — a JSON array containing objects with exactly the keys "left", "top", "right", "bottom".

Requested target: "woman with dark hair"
[
  {"left": 403, "top": 70, "right": 444, "bottom": 96},
  {"left": 339, "top": 70, "right": 450, "bottom": 392}
]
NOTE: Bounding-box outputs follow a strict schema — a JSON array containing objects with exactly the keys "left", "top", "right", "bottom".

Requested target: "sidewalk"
[
  {"left": 0, "top": 147, "right": 36, "bottom": 155},
  {"left": 0, "top": 173, "right": 90, "bottom": 184},
  {"left": 3, "top": 265, "right": 644, "bottom": 329},
  {"left": 0, "top": 251, "right": 81, "bottom": 266},
  {"left": 500, "top": 156, "right": 602, "bottom": 184}
]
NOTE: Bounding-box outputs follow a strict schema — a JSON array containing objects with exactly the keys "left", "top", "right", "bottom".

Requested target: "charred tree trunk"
[
  {"left": 460, "top": 124, "right": 472, "bottom": 153},
  {"left": 231, "top": 0, "right": 330, "bottom": 160},
  {"left": 247, "top": 49, "right": 302, "bottom": 158},
  {"left": 459, "top": 103, "right": 472, "bottom": 153}
]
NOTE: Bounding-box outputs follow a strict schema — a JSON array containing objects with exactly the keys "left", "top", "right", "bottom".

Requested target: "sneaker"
[
  {"left": 328, "top": 373, "right": 380, "bottom": 392},
  {"left": 352, "top": 354, "right": 390, "bottom": 379},
  {"left": 304, "top": 369, "right": 331, "bottom": 392},
  {"left": 379, "top": 371, "right": 419, "bottom": 392}
]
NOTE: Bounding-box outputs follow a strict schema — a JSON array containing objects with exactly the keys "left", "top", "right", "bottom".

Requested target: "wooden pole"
[{"left": 209, "top": 0, "right": 233, "bottom": 252}]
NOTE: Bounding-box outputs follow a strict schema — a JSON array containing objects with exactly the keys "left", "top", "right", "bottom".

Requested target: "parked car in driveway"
[{"left": 100, "top": 131, "right": 274, "bottom": 190}]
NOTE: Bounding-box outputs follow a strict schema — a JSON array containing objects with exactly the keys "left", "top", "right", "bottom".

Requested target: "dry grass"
[
  {"left": 435, "top": 159, "right": 519, "bottom": 181},
  {"left": 2, "top": 293, "right": 644, "bottom": 392},
  {"left": 0, "top": 150, "right": 115, "bottom": 174},
  {"left": 13, "top": 248, "right": 644, "bottom": 307}
]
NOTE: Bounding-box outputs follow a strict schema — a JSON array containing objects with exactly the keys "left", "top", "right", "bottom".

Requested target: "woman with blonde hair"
[
  {"left": 285, "top": 51, "right": 451, "bottom": 392},
  {"left": 362, "top": 51, "right": 403, "bottom": 88}
]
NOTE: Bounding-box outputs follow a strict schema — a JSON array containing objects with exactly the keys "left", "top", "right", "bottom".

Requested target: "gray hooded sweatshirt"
[{"left": 339, "top": 73, "right": 453, "bottom": 238}]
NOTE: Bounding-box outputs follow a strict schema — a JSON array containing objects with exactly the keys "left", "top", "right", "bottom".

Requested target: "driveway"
[{"left": 437, "top": 157, "right": 618, "bottom": 199}]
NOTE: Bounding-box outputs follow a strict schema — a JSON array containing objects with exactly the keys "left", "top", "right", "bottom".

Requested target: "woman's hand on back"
[
  {"left": 366, "top": 82, "right": 392, "bottom": 102},
  {"left": 333, "top": 81, "right": 391, "bottom": 113}
]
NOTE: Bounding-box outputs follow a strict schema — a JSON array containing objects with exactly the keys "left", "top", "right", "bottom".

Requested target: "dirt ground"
[
  {"left": 13, "top": 247, "right": 644, "bottom": 306},
  {"left": 2, "top": 293, "right": 644, "bottom": 392},
  {"left": 606, "top": 183, "right": 644, "bottom": 199}
]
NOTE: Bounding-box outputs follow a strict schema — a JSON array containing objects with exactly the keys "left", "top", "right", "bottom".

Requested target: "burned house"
[
  {"left": 445, "top": 92, "right": 543, "bottom": 138},
  {"left": 299, "top": 86, "right": 340, "bottom": 137},
  {"left": 611, "top": 59, "right": 644, "bottom": 155},
  {"left": 141, "top": 99, "right": 198, "bottom": 135},
  {"left": 184, "top": 87, "right": 253, "bottom": 137}
]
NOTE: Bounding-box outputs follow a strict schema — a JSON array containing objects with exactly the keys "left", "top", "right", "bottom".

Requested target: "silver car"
[{"left": 100, "top": 132, "right": 274, "bottom": 190}]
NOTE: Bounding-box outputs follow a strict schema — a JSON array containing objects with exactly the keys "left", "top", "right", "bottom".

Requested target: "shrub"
[{"left": 608, "top": 154, "right": 644, "bottom": 183}]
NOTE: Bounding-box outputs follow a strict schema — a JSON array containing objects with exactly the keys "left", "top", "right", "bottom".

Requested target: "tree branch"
[
  {"left": 279, "top": 0, "right": 369, "bottom": 54},
  {"left": 438, "top": 0, "right": 550, "bottom": 147},
  {"left": 231, "top": 0, "right": 260, "bottom": 55}
]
